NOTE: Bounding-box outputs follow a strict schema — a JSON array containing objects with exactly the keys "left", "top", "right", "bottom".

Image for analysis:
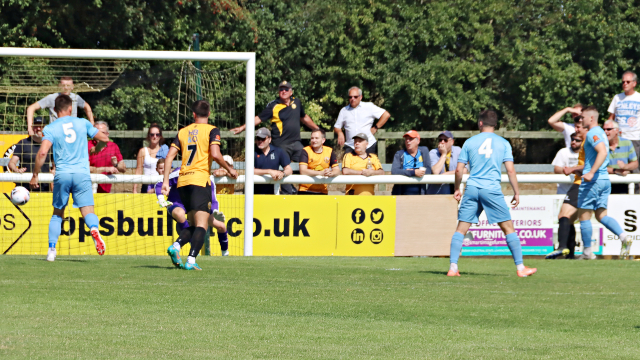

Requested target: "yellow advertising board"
[{"left": 0, "top": 193, "right": 395, "bottom": 257}]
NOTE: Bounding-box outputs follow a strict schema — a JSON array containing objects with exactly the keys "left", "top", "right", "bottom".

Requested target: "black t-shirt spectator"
[
  {"left": 257, "top": 97, "right": 306, "bottom": 147},
  {"left": 12, "top": 137, "right": 51, "bottom": 190},
  {"left": 255, "top": 145, "right": 290, "bottom": 194}
]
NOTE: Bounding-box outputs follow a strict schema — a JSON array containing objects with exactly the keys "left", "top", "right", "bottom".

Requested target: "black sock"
[
  {"left": 558, "top": 217, "right": 571, "bottom": 250},
  {"left": 188, "top": 227, "right": 207, "bottom": 258},
  {"left": 568, "top": 224, "right": 576, "bottom": 256},
  {"left": 218, "top": 231, "right": 228, "bottom": 251},
  {"left": 178, "top": 226, "right": 195, "bottom": 247}
]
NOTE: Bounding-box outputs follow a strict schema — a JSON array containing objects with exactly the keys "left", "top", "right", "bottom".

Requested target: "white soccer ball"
[{"left": 10, "top": 186, "right": 30, "bottom": 206}]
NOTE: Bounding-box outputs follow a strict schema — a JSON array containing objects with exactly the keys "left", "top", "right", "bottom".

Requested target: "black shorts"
[
  {"left": 563, "top": 183, "right": 580, "bottom": 208},
  {"left": 178, "top": 184, "right": 213, "bottom": 213}
]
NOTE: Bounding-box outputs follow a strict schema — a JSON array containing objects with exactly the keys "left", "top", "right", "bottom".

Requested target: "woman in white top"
[{"left": 133, "top": 124, "right": 168, "bottom": 193}]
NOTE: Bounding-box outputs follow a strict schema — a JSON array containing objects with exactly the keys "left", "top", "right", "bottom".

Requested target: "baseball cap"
[
  {"left": 438, "top": 130, "right": 453, "bottom": 139},
  {"left": 222, "top": 155, "right": 234, "bottom": 167},
  {"left": 33, "top": 116, "right": 44, "bottom": 126},
  {"left": 278, "top": 80, "right": 292, "bottom": 90},
  {"left": 256, "top": 127, "right": 271, "bottom": 138},
  {"left": 403, "top": 130, "right": 420, "bottom": 139},
  {"left": 352, "top": 133, "right": 369, "bottom": 141}
]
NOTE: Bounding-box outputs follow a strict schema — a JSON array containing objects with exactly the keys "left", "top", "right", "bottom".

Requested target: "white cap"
[{"left": 223, "top": 155, "right": 234, "bottom": 167}]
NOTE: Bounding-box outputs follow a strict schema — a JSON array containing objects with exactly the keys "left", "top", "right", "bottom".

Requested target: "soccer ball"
[{"left": 10, "top": 186, "right": 30, "bottom": 206}]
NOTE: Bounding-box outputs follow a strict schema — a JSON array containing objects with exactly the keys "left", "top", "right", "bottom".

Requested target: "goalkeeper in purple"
[
  {"left": 155, "top": 164, "right": 229, "bottom": 261},
  {"left": 447, "top": 110, "right": 537, "bottom": 277},
  {"left": 30, "top": 94, "right": 109, "bottom": 262},
  {"left": 576, "top": 106, "right": 630, "bottom": 260}
]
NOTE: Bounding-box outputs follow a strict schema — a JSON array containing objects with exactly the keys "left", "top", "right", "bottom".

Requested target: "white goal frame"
[{"left": 0, "top": 47, "right": 257, "bottom": 256}]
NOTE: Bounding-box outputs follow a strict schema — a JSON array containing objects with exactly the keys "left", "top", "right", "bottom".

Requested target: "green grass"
[{"left": 1, "top": 256, "right": 639, "bottom": 359}]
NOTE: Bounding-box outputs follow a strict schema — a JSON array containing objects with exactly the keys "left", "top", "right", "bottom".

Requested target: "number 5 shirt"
[
  {"left": 42, "top": 115, "right": 98, "bottom": 174},
  {"left": 458, "top": 132, "right": 513, "bottom": 190},
  {"left": 171, "top": 123, "right": 221, "bottom": 188}
]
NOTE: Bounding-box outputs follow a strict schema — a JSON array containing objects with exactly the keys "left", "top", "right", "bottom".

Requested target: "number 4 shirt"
[
  {"left": 458, "top": 132, "right": 513, "bottom": 190},
  {"left": 171, "top": 123, "right": 221, "bottom": 188}
]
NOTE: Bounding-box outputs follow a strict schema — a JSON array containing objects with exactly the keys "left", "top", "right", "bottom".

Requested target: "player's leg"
[
  {"left": 595, "top": 208, "right": 631, "bottom": 259},
  {"left": 166, "top": 205, "right": 189, "bottom": 268},
  {"left": 577, "top": 208, "right": 596, "bottom": 260},
  {"left": 210, "top": 195, "right": 229, "bottom": 256},
  {"left": 448, "top": 186, "right": 481, "bottom": 276},
  {"left": 72, "top": 173, "right": 104, "bottom": 255},
  {"left": 184, "top": 209, "right": 209, "bottom": 270},
  {"left": 48, "top": 173, "right": 73, "bottom": 261},
  {"left": 567, "top": 211, "right": 578, "bottom": 258},
  {"left": 547, "top": 202, "right": 577, "bottom": 259}
]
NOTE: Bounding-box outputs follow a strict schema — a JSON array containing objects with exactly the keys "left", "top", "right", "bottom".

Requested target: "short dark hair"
[
  {"left": 60, "top": 76, "right": 73, "bottom": 82},
  {"left": 54, "top": 94, "right": 73, "bottom": 113},
  {"left": 574, "top": 115, "right": 584, "bottom": 124},
  {"left": 570, "top": 132, "right": 582, "bottom": 140},
  {"left": 311, "top": 128, "right": 326, "bottom": 138},
  {"left": 478, "top": 110, "right": 498, "bottom": 127},
  {"left": 191, "top": 100, "right": 210, "bottom": 118},
  {"left": 573, "top": 103, "right": 583, "bottom": 109}
]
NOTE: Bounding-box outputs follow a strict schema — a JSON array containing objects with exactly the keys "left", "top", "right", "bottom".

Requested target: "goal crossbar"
[{"left": 0, "top": 47, "right": 257, "bottom": 256}]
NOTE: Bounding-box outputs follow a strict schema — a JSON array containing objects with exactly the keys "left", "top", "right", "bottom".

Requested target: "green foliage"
[{"left": 2, "top": 0, "right": 640, "bottom": 133}]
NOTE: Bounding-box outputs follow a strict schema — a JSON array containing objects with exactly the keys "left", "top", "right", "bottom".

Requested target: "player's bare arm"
[
  {"left": 162, "top": 147, "right": 178, "bottom": 195},
  {"left": 8, "top": 156, "right": 26, "bottom": 173},
  {"left": 210, "top": 143, "right": 238, "bottom": 179},
  {"left": 25, "top": 102, "right": 42, "bottom": 136},
  {"left": 504, "top": 161, "right": 520, "bottom": 207},
  {"left": 548, "top": 107, "right": 580, "bottom": 132},
  {"left": 453, "top": 161, "right": 466, "bottom": 202},
  {"left": 300, "top": 114, "right": 319, "bottom": 131},
  {"left": 299, "top": 163, "right": 322, "bottom": 176},
  {"left": 371, "top": 111, "right": 390, "bottom": 135},
  {"left": 30, "top": 140, "right": 53, "bottom": 189},
  {"left": 83, "top": 103, "right": 94, "bottom": 125},
  {"left": 583, "top": 142, "right": 608, "bottom": 182},
  {"left": 334, "top": 127, "right": 346, "bottom": 147}
]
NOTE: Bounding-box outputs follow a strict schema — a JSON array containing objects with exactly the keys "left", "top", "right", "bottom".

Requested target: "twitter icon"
[{"left": 370, "top": 209, "right": 384, "bottom": 224}]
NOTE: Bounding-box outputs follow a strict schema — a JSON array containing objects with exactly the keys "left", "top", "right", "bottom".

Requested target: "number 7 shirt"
[
  {"left": 171, "top": 123, "right": 221, "bottom": 188},
  {"left": 457, "top": 132, "right": 513, "bottom": 190}
]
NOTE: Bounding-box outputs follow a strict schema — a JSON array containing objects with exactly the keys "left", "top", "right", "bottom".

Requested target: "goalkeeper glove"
[{"left": 157, "top": 195, "right": 173, "bottom": 208}]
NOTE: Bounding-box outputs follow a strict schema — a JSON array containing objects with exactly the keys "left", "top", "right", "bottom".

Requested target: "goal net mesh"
[{"left": 0, "top": 56, "right": 247, "bottom": 258}]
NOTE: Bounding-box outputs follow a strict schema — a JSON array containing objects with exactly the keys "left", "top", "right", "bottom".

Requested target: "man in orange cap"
[{"left": 391, "top": 130, "right": 432, "bottom": 195}]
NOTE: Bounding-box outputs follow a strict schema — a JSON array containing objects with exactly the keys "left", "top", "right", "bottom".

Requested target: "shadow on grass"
[
  {"left": 418, "top": 270, "right": 508, "bottom": 277},
  {"left": 133, "top": 265, "right": 177, "bottom": 270},
  {"left": 30, "top": 258, "right": 90, "bottom": 263}
]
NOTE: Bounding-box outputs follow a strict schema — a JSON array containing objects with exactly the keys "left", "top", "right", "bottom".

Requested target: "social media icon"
[
  {"left": 370, "top": 209, "right": 384, "bottom": 224},
  {"left": 370, "top": 229, "right": 383, "bottom": 244},
  {"left": 351, "top": 229, "right": 365, "bottom": 244},
  {"left": 352, "top": 208, "right": 365, "bottom": 224}
]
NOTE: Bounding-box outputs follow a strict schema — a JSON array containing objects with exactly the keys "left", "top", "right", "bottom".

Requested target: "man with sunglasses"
[
  {"left": 603, "top": 120, "right": 638, "bottom": 194},
  {"left": 334, "top": 86, "right": 390, "bottom": 155},
  {"left": 253, "top": 127, "right": 293, "bottom": 195},
  {"left": 551, "top": 132, "right": 582, "bottom": 195},
  {"left": 608, "top": 71, "right": 640, "bottom": 192},
  {"left": 427, "top": 130, "right": 466, "bottom": 194}
]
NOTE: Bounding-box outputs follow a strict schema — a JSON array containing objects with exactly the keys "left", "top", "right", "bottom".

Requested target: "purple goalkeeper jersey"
[{"left": 155, "top": 167, "right": 219, "bottom": 211}]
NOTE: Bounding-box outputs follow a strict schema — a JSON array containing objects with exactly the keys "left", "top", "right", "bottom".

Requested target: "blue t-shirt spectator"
[
  {"left": 427, "top": 145, "right": 463, "bottom": 194},
  {"left": 391, "top": 146, "right": 431, "bottom": 195},
  {"left": 155, "top": 144, "right": 170, "bottom": 159}
]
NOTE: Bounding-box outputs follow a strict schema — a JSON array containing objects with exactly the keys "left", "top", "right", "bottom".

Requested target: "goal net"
[{"left": 0, "top": 48, "right": 255, "bottom": 258}]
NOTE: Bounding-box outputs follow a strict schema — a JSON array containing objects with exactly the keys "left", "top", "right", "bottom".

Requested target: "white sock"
[
  {"left": 516, "top": 264, "right": 525, "bottom": 271},
  {"left": 583, "top": 246, "right": 592, "bottom": 256},
  {"left": 449, "top": 263, "right": 458, "bottom": 272},
  {"left": 187, "top": 256, "right": 196, "bottom": 264},
  {"left": 49, "top": 247, "right": 56, "bottom": 251},
  {"left": 620, "top": 232, "right": 628, "bottom": 243},
  {"left": 172, "top": 242, "right": 181, "bottom": 251}
]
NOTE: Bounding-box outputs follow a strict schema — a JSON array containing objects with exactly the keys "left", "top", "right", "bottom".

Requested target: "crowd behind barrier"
[{"left": 3, "top": 74, "right": 640, "bottom": 196}]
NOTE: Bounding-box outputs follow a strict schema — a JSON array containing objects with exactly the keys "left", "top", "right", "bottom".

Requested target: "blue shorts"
[
  {"left": 458, "top": 185, "right": 511, "bottom": 224},
  {"left": 578, "top": 178, "right": 611, "bottom": 210},
  {"left": 52, "top": 173, "right": 94, "bottom": 209}
]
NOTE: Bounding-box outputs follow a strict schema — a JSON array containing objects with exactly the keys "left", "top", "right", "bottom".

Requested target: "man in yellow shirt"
[
  {"left": 342, "top": 133, "right": 384, "bottom": 195},
  {"left": 299, "top": 129, "right": 340, "bottom": 194}
]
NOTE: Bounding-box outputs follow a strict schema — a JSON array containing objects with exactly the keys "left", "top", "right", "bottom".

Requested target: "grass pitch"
[{"left": 1, "top": 256, "right": 639, "bottom": 359}]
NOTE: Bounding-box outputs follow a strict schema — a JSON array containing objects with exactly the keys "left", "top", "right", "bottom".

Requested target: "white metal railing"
[{"left": 2, "top": 173, "right": 639, "bottom": 194}]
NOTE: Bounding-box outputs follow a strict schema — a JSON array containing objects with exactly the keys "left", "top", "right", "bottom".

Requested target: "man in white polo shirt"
[{"left": 334, "top": 86, "right": 391, "bottom": 154}]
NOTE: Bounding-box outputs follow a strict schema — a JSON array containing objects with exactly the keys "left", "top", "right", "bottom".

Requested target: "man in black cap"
[
  {"left": 7, "top": 116, "right": 53, "bottom": 191},
  {"left": 253, "top": 127, "right": 293, "bottom": 195},
  {"left": 428, "top": 130, "right": 465, "bottom": 195},
  {"left": 232, "top": 80, "right": 319, "bottom": 194}
]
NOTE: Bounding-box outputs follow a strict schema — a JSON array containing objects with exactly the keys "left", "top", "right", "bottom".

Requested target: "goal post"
[{"left": 0, "top": 47, "right": 256, "bottom": 256}]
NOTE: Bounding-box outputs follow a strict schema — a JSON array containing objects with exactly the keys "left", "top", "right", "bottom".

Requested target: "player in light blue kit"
[
  {"left": 30, "top": 94, "right": 110, "bottom": 262},
  {"left": 447, "top": 110, "right": 537, "bottom": 277},
  {"left": 576, "top": 106, "right": 630, "bottom": 260}
]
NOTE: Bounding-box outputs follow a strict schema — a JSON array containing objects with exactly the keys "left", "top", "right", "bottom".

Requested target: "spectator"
[
  {"left": 334, "top": 86, "right": 390, "bottom": 154},
  {"left": 342, "top": 133, "right": 384, "bottom": 195},
  {"left": 604, "top": 120, "right": 639, "bottom": 194},
  {"left": 7, "top": 116, "right": 52, "bottom": 191},
  {"left": 547, "top": 103, "right": 583, "bottom": 148},
  {"left": 253, "top": 127, "right": 293, "bottom": 195},
  {"left": 551, "top": 132, "right": 582, "bottom": 194},
  {"left": 428, "top": 130, "right": 466, "bottom": 194},
  {"left": 213, "top": 155, "right": 236, "bottom": 195},
  {"left": 391, "top": 130, "right": 431, "bottom": 195},
  {"left": 133, "top": 124, "right": 168, "bottom": 193},
  {"left": 26, "top": 76, "right": 94, "bottom": 135},
  {"left": 298, "top": 129, "right": 340, "bottom": 195},
  {"left": 88, "top": 121, "right": 126, "bottom": 193}
]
